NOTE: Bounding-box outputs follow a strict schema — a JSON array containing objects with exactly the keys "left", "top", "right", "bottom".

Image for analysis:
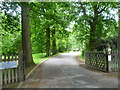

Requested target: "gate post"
[
  {"left": 106, "top": 44, "right": 111, "bottom": 73},
  {"left": 18, "top": 49, "right": 25, "bottom": 82}
]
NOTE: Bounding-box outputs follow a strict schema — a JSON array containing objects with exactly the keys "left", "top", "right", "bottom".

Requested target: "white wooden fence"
[{"left": 0, "top": 50, "right": 25, "bottom": 85}]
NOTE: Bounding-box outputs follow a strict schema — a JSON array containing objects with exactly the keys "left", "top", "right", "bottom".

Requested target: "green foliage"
[
  {"left": 1, "top": 2, "right": 118, "bottom": 56},
  {"left": 32, "top": 53, "right": 48, "bottom": 64},
  {"left": 30, "top": 2, "right": 73, "bottom": 54},
  {"left": 57, "top": 39, "right": 72, "bottom": 52},
  {"left": 1, "top": 2, "right": 21, "bottom": 55},
  {"left": 2, "top": 31, "right": 21, "bottom": 54},
  {"left": 72, "top": 2, "right": 118, "bottom": 52}
]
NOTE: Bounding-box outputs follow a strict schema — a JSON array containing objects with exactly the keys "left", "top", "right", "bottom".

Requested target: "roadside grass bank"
[
  {"left": 78, "top": 51, "right": 85, "bottom": 62},
  {"left": 33, "top": 53, "right": 48, "bottom": 64}
]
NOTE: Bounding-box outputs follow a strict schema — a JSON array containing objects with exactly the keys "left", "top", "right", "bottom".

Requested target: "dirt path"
[{"left": 20, "top": 52, "right": 118, "bottom": 88}]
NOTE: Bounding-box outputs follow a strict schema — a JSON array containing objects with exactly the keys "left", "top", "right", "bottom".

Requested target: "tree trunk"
[
  {"left": 89, "top": 5, "right": 98, "bottom": 51},
  {"left": 46, "top": 27, "right": 50, "bottom": 57},
  {"left": 21, "top": 4, "right": 35, "bottom": 67},
  {"left": 52, "top": 26, "right": 58, "bottom": 55},
  {"left": 118, "top": 7, "right": 120, "bottom": 65},
  {"left": 89, "top": 22, "right": 97, "bottom": 51}
]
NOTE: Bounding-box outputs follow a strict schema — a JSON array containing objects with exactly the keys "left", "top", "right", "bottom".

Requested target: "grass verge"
[
  {"left": 32, "top": 53, "right": 48, "bottom": 64},
  {"left": 78, "top": 51, "right": 85, "bottom": 62}
]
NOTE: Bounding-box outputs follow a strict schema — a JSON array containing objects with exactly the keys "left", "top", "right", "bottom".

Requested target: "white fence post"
[{"left": 106, "top": 44, "right": 111, "bottom": 73}]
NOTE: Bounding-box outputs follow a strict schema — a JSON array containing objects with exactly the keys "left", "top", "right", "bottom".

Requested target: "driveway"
[{"left": 20, "top": 52, "right": 118, "bottom": 88}]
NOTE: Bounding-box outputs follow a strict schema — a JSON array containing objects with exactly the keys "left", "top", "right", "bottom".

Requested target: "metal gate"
[{"left": 85, "top": 51, "right": 118, "bottom": 72}]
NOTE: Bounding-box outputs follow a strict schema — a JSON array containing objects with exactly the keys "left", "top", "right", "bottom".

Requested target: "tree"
[
  {"left": 52, "top": 26, "right": 58, "bottom": 55},
  {"left": 2, "top": 2, "right": 118, "bottom": 57},
  {"left": 29, "top": 2, "right": 73, "bottom": 55},
  {"left": 1, "top": 2, "right": 22, "bottom": 55},
  {"left": 21, "top": 3, "right": 35, "bottom": 66},
  {"left": 45, "top": 26, "right": 51, "bottom": 57},
  {"left": 73, "top": 2, "right": 118, "bottom": 51}
]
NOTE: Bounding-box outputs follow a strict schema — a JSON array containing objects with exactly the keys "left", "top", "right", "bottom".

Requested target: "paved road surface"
[{"left": 20, "top": 52, "right": 118, "bottom": 88}]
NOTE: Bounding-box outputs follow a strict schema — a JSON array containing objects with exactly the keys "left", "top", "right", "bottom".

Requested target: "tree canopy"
[{"left": 1, "top": 2, "right": 118, "bottom": 66}]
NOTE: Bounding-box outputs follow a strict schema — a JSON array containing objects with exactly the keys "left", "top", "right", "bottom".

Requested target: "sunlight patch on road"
[{"left": 61, "top": 52, "right": 80, "bottom": 56}]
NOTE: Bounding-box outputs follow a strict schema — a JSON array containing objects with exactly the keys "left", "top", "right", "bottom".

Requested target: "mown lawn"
[
  {"left": 32, "top": 53, "right": 49, "bottom": 64},
  {"left": 32, "top": 52, "right": 63, "bottom": 64}
]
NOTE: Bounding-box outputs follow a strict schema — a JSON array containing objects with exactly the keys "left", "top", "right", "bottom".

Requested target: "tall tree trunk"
[
  {"left": 89, "top": 21, "right": 97, "bottom": 51},
  {"left": 89, "top": 5, "right": 98, "bottom": 51},
  {"left": 21, "top": 4, "right": 35, "bottom": 67},
  {"left": 118, "top": 7, "right": 120, "bottom": 65},
  {"left": 46, "top": 27, "right": 50, "bottom": 57},
  {"left": 52, "top": 26, "right": 58, "bottom": 55}
]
